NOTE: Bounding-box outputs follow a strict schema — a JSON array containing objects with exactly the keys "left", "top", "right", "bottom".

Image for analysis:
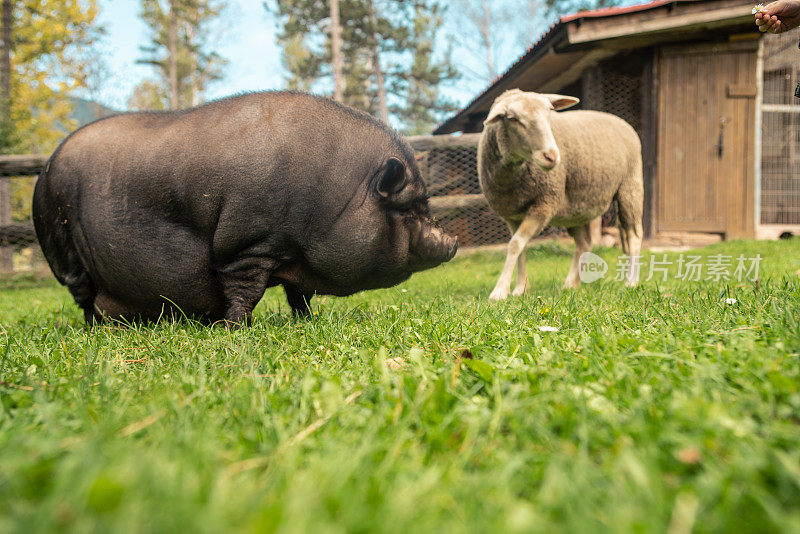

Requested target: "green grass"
[{"left": 1, "top": 239, "right": 799, "bottom": 533}]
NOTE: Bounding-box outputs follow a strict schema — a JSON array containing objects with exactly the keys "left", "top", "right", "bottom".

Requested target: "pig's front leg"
[
  {"left": 283, "top": 283, "right": 313, "bottom": 317},
  {"left": 216, "top": 253, "right": 276, "bottom": 327}
]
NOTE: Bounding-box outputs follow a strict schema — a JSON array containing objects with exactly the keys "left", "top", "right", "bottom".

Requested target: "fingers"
[{"left": 755, "top": 12, "right": 786, "bottom": 33}]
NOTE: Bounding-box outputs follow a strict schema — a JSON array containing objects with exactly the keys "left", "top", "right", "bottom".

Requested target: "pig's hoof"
[
  {"left": 223, "top": 305, "right": 252, "bottom": 329},
  {"left": 291, "top": 307, "right": 312, "bottom": 319}
]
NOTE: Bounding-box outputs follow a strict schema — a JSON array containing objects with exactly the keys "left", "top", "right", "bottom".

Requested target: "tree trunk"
[
  {"left": 329, "top": 0, "right": 344, "bottom": 103},
  {"left": 368, "top": 0, "right": 388, "bottom": 123},
  {"left": 0, "top": 0, "right": 12, "bottom": 272},
  {"left": 481, "top": 0, "right": 495, "bottom": 79},
  {"left": 523, "top": 0, "right": 538, "bottom": 47},
  {"left": 168, "top": 0, "right": 179, "bottom": 110},
  {"left": 1, "top": 0, "right": 9, "bottom": 104},
  {"left": 186, "top": 20, "right": 200, "bottom": 106}
]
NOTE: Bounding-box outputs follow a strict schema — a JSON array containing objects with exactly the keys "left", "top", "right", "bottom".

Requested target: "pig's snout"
[
  {"left": 444, "top": 234, "right": 458, "bottom": 259},
  {"left": 410, "top": 222, "right": 458, "bottom": 271}
]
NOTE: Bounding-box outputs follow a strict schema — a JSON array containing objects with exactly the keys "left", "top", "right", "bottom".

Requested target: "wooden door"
[{"left": 656, "top": 41, "right": 757, "bottom": 238}]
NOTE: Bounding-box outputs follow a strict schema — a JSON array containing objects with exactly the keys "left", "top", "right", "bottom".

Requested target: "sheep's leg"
[
  {"left": 589, "top": 217, "right": 602, "bottom": 249},
  {"left": 512, "top": 252, "right": 529, "bottom": 297},
  {"left": 618, "top": 221, "right": 630, "bottom": 255},
  {"left": 564, "top": 223, "right": 592, "bottom": 289},
  {"left": 616, "top": 184, "right": 644, "bottom": 287},
  {"left": 489, "top": 212, "right": 548, "bottom": 301},
  {"left": 504, "top": 220, "right": 529, "bottom": 297},
  {"left": 621, "top": 224, "right": 642, "bottom": 286}
]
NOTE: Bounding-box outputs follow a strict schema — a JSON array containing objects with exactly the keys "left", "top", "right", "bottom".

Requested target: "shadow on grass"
[{"left": 0, "top": 271, "right": 58, "bottom": 291}]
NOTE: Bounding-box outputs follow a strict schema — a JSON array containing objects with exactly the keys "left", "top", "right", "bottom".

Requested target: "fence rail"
[
  {"left": 0, "top": 155, "right": 43, "bottom": 267},
  {"left": 0, "top": 154, "right": 47, "bottom": 176},
  {"left": 407, "top": 133, "right": 481, "bottom": 151}
]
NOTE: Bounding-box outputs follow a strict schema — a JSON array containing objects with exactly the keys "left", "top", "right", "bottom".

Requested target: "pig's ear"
[{"left": 376, "top": 157, "right": 407, "bottom": 198}]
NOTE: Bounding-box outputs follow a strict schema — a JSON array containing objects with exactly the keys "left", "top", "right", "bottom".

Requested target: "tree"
[
  {"left": 389, "top": 0, "right": 457, "bottom": 134},
  {"left": 543, "top": 0, "right": 622, "bottom": 15},
  {"left": 368, "top": 0, "right": 387, "bottom": 122},
  {"left": 452, "top": 0, "right": 514, "bottom": 82},
  {"left": 75, "top": 46, "right": 113, "bottom": 120},
  {"left": 269, "top": 0, "right": 412, "bottom": 115},
  {"left": 0, "top": 0, "right": 103, "bottom": 270},
  {"left": 0, "top": 0, "right": 102, "bottom": 154},
  {"left": 268, "top": 0, "right": 456, "bottom": 133},
  {"left": 1, "top": 0, "right": 15, "bottom": 154},
  {"left": 330, "top": 0, "right": 344, "bottom": 102},
  {"left": 137, "top": 0, "right": 228, "bottom": 110},
  {"left": 128, "top": 79, "right": 169, "bottom": 111}
]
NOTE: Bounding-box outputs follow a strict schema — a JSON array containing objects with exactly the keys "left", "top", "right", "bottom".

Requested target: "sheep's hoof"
[
  {"left": 488, "top": 289, "right": 509, "bottom": 301},
  {"left": 512, "top": 286, "right": 527, "bottom": 297},
  {"left": 563, "top": 279, "right": 580, "bottom": 289}
]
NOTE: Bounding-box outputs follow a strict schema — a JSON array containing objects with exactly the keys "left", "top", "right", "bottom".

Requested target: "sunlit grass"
[{"left": 1, "top": 238, "right": 799, "bottom": 533}]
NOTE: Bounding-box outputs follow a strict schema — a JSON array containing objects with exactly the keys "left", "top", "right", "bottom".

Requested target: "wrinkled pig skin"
[{"left": 33, "top": 91, "right": 458, "bottom": 326}]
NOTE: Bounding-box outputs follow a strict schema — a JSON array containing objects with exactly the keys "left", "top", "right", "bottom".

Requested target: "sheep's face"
[{"left": 484, "top": 90, "right": 579, "bottom": 171}]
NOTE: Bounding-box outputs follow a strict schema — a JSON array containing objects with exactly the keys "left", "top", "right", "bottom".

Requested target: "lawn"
[{"left": 1, "top": 239, "right": 799, "bottom": 533}]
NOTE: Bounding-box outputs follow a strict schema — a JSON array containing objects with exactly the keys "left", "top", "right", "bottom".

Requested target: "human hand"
[{"left": 755, "top": 0, "right": 800, "bottom": 33}]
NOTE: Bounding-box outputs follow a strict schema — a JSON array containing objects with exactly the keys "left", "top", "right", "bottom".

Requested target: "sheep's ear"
[
  {"left": 376, "top": 157, "right": 407, "bottom": 197},
  {"left": 545, "top": 94, "right": 580, "bottom": 110},
  {"left": 484, "top": 104, "right": 508, "bottom": 126}
]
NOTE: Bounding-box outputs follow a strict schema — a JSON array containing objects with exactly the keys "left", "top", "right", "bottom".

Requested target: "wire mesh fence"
[
  {"left": 414, "top": 138, "right": 509, "bottom": 248},
  {"left": 3, "top": 127, "right": 619, "bottom": 276},
  {"left": 0, "top": 175, "right": 46, "bottom": 275},
  {"left": 0, "top": 136, "right": 566, "bottom": 278},
  {"left": 761, "top": 31, "right": 800, "bottom": 225},
  {"left": 411, "top": 135, "right": 568, "bottom": 250},
  {"left": 583, "top": 54, "right": 646, "bottom": 229}
]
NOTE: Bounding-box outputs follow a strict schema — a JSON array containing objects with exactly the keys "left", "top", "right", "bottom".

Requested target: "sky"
[
  {"left": 95, "top": 0, "right": 285, "bottom": 109},
  {"left": 92, "top": 0, "right": 589, "bottom": 116}
]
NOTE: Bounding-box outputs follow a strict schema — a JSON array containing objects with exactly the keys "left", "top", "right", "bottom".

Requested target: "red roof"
[{"left": 560, "top": 0, "right": 682, "bottom": 23}]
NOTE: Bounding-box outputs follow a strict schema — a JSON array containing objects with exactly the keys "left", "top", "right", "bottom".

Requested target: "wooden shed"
[{"left": 434, "top": 0, "right": 800, "bottom": 240}]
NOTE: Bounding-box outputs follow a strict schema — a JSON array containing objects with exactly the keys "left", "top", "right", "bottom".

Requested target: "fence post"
[{"left": 0, "top": 175, "right": 11, "bottom": 271}]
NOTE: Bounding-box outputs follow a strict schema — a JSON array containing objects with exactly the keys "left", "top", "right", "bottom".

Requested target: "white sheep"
[{"left": 478, "top": 89, "right": 643, "bottom": 299}]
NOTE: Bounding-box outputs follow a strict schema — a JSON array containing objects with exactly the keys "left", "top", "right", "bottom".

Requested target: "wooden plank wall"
[{"left": 656, "top": 40, "right": 758, "bottom": 238}]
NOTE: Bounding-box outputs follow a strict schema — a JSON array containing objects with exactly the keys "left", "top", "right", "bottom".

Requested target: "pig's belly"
[{"left": 78, "top": 221, "right": 226, "bottom": 320}]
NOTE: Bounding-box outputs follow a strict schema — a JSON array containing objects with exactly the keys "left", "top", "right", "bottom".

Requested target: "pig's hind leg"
[
  {"left": 283, "top": 284, "right": 313, "bottom": 317},
  {"left": 216, "top": 254, "right": 277, "bottom": 327}
]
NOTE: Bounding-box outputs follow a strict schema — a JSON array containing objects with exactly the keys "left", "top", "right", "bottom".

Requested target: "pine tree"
[
  {"left": 136, "top": 0, "right": 227, "bottom": 110},
  {"left": 268, "top": 0, "right": 455, "bottom": 132},
  {"left": 389, "top": 0, "right": 457, "bottom": 134},
  {"left": 269, "top": 0, "right": 404, "bottom": 115}
]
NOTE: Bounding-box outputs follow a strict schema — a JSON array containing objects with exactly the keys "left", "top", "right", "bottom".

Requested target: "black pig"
[{"left": 33, "top": 92, "right": 457, "bottom": 325}]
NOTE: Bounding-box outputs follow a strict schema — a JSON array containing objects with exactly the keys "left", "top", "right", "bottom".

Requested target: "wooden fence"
[{"left": 0, "top": 154, "right": 47, "bottom": 271}]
